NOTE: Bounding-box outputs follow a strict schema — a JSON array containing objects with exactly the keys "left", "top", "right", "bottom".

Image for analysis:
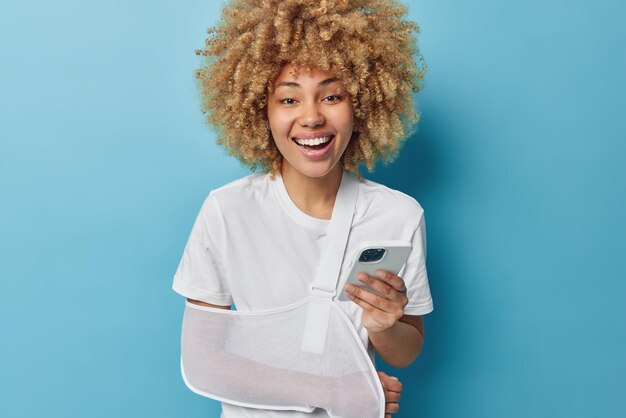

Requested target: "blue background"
[{"left": 1, "top": 1, "right": 624, "bottom": 417}]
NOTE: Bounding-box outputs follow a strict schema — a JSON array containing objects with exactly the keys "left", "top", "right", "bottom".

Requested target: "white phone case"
[{"left": 336, "top": 240, "right": 412, "bottom": 301}]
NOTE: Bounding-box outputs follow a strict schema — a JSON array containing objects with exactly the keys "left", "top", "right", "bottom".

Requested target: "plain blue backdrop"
[{"left": 1, "top": 1, "right": 624, "bottom": 417}]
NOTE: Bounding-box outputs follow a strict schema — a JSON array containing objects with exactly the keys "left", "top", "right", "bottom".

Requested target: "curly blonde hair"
[{"left": 195, "top": 0, "right": 426, "bottom": 179}]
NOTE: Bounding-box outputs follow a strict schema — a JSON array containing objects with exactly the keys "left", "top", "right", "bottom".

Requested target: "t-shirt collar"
[{"left": 271, "top": 171, "right": 349, "bottom": 233}]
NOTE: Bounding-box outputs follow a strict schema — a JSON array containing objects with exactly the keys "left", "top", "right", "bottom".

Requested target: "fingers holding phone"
[
  {"left": 343, "top": 270, "right": 409, "bottom": 333},
  {"left": 356, "top": 269, "right": 408, "bottom": 301}
]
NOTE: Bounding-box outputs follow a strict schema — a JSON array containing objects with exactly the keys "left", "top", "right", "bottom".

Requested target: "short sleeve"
[
  {"left": 398, "top": 212, "right": 434, "bottom": 316},
  {"left": 172, "top": 193, "right": 233, "bottom": 306}
]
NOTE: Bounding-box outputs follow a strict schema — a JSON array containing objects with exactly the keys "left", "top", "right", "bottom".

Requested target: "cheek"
[
  {"left": 267, "top": 114, "right": 292, "bottom": 145},
  {"left": 333, "top": 102, "right": 353, "bottom": 123},
  {"left": 336, "top": 108, "right": 354, "bottom": 133},
  {"left": 278, "top": 120, "right": 299, "bottom": 142}
]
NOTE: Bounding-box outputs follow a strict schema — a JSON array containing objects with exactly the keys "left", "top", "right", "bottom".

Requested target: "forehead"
[{"left": 273, "top": 64, "right": 341, "bottom": 89}]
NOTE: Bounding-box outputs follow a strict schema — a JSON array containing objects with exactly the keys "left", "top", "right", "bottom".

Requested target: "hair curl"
[{"left": 195, "top": 0, "right": 426, "bottom": 179}]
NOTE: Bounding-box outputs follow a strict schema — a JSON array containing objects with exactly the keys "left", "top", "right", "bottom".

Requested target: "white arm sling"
[{"left": 180, "top": 172, "right": 386, "bottom": 418}]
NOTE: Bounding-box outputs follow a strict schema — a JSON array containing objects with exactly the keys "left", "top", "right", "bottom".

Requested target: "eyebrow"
[{"left": 275, "top": 77, "right": 339, "bottom": 89}]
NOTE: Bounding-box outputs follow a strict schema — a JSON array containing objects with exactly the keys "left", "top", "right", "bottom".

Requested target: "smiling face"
[{"left": 267, "top": 64, "right": 354, "bottom": 181}]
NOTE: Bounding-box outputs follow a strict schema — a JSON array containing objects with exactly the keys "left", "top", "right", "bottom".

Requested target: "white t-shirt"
[{"left": 172, "top": 170, "right": 433, "bottom": 418}]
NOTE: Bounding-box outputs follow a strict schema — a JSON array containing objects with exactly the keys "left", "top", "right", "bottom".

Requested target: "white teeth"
[{"left": 293, "top": 136, "right": 332, "bottom": 146}]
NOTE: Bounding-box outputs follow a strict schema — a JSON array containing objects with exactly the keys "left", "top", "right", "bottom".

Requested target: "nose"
[{"left": 298, "top": 102, "right": 325, "bottom": 128}]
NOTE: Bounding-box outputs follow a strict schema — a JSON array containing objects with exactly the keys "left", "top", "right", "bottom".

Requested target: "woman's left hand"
[{"left": 343, "top": 269, "right": 408, "bottom": 333}]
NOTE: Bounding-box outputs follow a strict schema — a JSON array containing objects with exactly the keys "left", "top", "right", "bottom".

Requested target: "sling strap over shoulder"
[{"left": 301, "top": 170, "right": 359, "bottom": 354}]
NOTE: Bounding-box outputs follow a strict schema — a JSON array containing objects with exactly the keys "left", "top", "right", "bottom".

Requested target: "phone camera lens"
[{"left": 359, "top": 248, "right": 386, "bottom": 263}]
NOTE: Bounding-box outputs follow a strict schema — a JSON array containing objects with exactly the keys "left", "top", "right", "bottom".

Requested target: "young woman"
[{"left": 173, "top": 1, "right": 433, "bottom": 417}]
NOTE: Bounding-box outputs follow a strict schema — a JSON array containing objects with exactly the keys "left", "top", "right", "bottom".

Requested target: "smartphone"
[{"left": 336, "top": 240, "right": 412, "bottom": 301}]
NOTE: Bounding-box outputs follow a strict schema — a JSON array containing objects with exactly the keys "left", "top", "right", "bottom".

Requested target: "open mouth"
[{"left": 291, "top": 135, "right": 335, "bottom": 151}]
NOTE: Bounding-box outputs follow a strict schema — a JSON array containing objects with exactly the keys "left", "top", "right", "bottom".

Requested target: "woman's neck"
[{"left": 280, "top": 163, "right": 343, "bottom": 220}]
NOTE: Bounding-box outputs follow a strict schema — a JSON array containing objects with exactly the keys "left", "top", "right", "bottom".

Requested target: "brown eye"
[
  {"left": 324, "top": 95, "right": 341, "bottom": 102},
  {"left": 280, "top": 98, "right": 296, "bottom": 105}
]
